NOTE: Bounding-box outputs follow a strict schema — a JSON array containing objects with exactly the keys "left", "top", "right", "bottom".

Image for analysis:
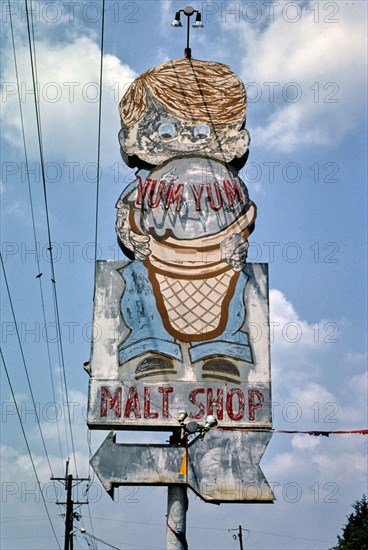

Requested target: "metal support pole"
[
  {"left": 166, "top": 484, "right": 188, "bottom": 549},
  {"left": 184, "top": 13, "right": 191, "bottom": 58}
]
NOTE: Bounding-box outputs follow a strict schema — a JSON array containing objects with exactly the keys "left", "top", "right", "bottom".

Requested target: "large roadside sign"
[
  {"left": 87, "top": 57, "right": 274, "bottom": 503},
  {"left": 87, "top": 260, "right": 271, "bottom": 432}
]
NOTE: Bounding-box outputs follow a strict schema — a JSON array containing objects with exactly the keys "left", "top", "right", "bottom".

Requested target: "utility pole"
[
  {"left": 64, "top": 474, "right": 73, "bottom": 550},
  {"left": 230, "top": 525, "right": 248, "bottom": 549},
  {"left": 51, "top": 461, "right": 89, "bottom": 550},
  {"left": 238, "top": 525, "right": 244, "bottom": 550}
]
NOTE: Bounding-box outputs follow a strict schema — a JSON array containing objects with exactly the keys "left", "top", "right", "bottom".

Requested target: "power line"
[
  {"left": 24, "top": 0, "right": 78, "bottom": 477},
  {"left": 217, "top": 427, "right": 368, "bottom": 436},
  {"left": 27, "top": 0, "right": 76, "bottom": 470},
  {"left": 82, "top": 530, "right": 122, "bottom": 550},
  {"left": 0, "top": 347, "right": 62, "bottom": 550},
  {"left": 93, "top": 0, "right": 106, "bottom": 284},
  {"left": 80, "top": 516, "right": 336, "bottom": 544},
  {"left": 0, "top": 252, "right": 55, "bottom": 477},
  {"left": 86, "top": 0, "right": 106, "bottom": 542},
  {"left": 84, "top": 436, "right": 97, "bottom": 548},
  {"left": 6, "top": 0, "right": 66, "bottom": 471}
]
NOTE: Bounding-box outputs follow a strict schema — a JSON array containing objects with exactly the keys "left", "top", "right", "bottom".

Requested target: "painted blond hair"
[{"left": 120, "top": 58, "right": 247, "bottom": 128}]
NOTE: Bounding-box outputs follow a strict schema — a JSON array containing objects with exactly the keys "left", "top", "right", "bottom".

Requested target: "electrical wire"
[
  {"left": 217, "top": 427, "right": 368, "bottom": 436},
  {"left": 83, "top": 1, "right": 106, "bottom": 543},
  {"left": 0, "top": 252, "right": 55, "bottom": 478},
  {"left": 81, "top": 529, "right": 122, "bottom": 550},
  {"left": 26, "top": 10, "right": 72, "bottom": 469},
  {"left": 8, "top": 0, "right": 104, "bottom": 542},
  {"left": 93, "top": 0, "right": 106, "bottom": 285},
  {"left": 85, "top": 429, "right": 97, "bottom": 548},
  {"left": 6, "top": 0, "right": 66, "bottom": 472},
  {"left": 31, "top": 34, "right": 76, "bottom": 478},
  {"left": 62, "top": 516, "right": 337, "bottom": 545},
  {"left": 24, "top": 0, "right": 78, "bottom": 477},
  {"left": 0, "top": 347, "right": 62, "bottom": 550}
]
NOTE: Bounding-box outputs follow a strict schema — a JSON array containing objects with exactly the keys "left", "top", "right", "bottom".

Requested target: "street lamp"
[{"left": 171, "top": 5, "right": 204, "bottom": 59}]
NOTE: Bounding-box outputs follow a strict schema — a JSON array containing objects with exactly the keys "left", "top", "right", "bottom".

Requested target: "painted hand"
[
  {"left": 220, "top": 233, "right": 249, "bottom": 272},
  {"left": 115, "top": 202, "right": 151, "bottom": 260}
]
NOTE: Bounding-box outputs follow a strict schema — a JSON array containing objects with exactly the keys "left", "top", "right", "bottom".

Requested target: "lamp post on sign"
[
  {"left": 171, "top": 5, "right": 204, "bottom": 59},
  {"left": 87, "top": 5, "right": 274, "bottom": 550}
]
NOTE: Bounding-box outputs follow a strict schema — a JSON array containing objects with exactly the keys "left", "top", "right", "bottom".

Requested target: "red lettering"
[
  {"left": 144, "top": 387, "right": 159, "bottom": 419},
  {"left": 100, "top": 386, "right": 122, "bottom": 418},
  {"left": 248, "top": 389, "right": 264, "bottom": 421},
  {"left": 158, "top": 386, "right": 173, "bottom": 419},
  {"left": 207, "top": 388, "right": 224, "bottom": 420},
  {"left": 223, "top": 178, "right": 244, "bottom": 208},
  {"left": 226, "top": 388, "right": 245, "bottom": 421},
  {"left": 164, "top": 183, "right": 184, "bottom": 211},
  {"left": 135, "top": 175, "right": 152, "bottom": 206},
  {"left": 190, "top": 184, "right": 204, "bottom": 211},
  {"left": 189, "top": 388, "right": 205, "bottom": 419},
  {"left": 206, "top": 182, "right": 222, "bottom": 211},
  {"left": 148, "top": 180, "right": 165, "bottom": 208},
  {"left": 124, "top": 387, "right": 141, "bottom": 419}
]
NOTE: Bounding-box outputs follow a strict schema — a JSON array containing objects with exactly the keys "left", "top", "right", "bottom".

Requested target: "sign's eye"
[
  {"left": 158, "top": 123, "right": 177, "bottom": 139},
  {"left": 194, "top": 124, "right": 211, "bottom": 139}
]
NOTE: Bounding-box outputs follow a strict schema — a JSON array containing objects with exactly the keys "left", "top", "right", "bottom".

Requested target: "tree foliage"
[{"left": 331, "top": 494, "right": 368, "bottom": 549}]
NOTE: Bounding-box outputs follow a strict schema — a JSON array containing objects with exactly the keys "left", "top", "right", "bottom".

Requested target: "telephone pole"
[
  {"left": 51, "top": 461, "right": 89, "bottom": 550},
  {"left": 238, "top": 525, "right": 244, "bottom": 550},
  {"left": 230, "top": 525, "right": 248, "bottom": 549}
]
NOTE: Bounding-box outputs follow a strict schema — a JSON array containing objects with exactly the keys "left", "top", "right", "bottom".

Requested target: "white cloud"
[
  {"left": 269, "top": 288, "right": 366, "bottom": 434},
  {"left": 1, "top": 35, "right": 136, "bottom": 165},
  {"left": 291, "top": 433, "right": 321, "bottom": 452},
  {"left": 339, "top": 370, "right": 368, "bottom": 427},
  {"left": 269, "top": 288, "right": 341, "bottom": 360},
  {"left": 159, "top": 0, "right": 174, "bottom": 29},
  {"left": 228, "top": 1, "right": 367, "bottom": 152}
]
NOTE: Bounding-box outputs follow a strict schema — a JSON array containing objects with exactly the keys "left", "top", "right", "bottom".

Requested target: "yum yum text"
[{"left": 135, "top": 175, "right": 247, "bottom": 212}]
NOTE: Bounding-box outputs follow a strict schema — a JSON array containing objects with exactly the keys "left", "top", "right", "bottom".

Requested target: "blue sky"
[{"left": 1, "top": 1, "right": 367, "bottom": 549}]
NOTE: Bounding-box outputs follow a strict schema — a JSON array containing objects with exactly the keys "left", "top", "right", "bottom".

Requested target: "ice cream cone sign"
[
  {"left": 115, "top": 58, "right": 258, "bottom": 379},
  {"left": 87, "top": 57, "right": 271, "bottom": 432}
]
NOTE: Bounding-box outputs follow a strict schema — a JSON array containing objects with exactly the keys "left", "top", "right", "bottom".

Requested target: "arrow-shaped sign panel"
[
  {"left": 90, "top": 432, "right": 186, "bottom": 491},
  {"left": 90, "top": 430, "right": 274, "bottom": 503}
]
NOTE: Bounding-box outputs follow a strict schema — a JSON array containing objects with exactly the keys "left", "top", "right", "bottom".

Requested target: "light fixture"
[
  {"left": 204, "top": 414, "right": 218, "bottom": 430},
  {"left": 185, "top": 420, "right": 200, "bottom": 434},
  {"left": 171, "top": 5, "right": 204, "bottom": 59},
  {"left": 175, "top": 411, "right": 218, "bottom": 441},
  {"left": 178, "top": 411, "right": 188, "bottom": 423},
  {"left": 171, "top": 11, "right": 182, "bottom": 27},
  {"left": 192, "top": 12, "right": 204, "bottom": 28},
  {"left": 183, "top": 5, "right": 195, "bottom": 16}
]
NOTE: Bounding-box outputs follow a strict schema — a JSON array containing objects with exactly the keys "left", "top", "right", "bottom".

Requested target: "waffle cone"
[{"left": 146, "top": 262, "right": 239, "bottom": 342}]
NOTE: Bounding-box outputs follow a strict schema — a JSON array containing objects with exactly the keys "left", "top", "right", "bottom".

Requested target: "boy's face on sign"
[{"left": 119, "top": 96, "right": 250, "bottom": 167}]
